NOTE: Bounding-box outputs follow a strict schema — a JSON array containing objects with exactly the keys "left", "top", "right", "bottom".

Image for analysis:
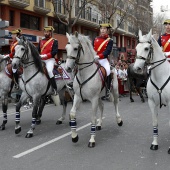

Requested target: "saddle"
[
  {"left": 42, "top": 63, "right": 71, "bottom": 80},
  {"left": 97, "top": 64, "right": 107, "bottom": 90},
  {"left": 5, "top": 63, "right": 23, "bottom": 79}
]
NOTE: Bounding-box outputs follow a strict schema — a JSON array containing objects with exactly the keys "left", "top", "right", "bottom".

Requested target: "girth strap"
[
  {"left": 76, "top": 64, "right": 101, "bottom": 101},
  {"left": 150, "top": 75, "right": 170, "bottom": 108},
  {"left": 21, "top": 69, "right": 40, "bottom": 97}
]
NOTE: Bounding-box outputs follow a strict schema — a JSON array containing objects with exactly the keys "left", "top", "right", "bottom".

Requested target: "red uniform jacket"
[
  {"left": 158, "top": 33, "right": 170, "bottom": 58},
  {"left": 9, "top": 40, "right": 18, "bottom": 58},
  {"left": 93, "top": 35, "right": 113, "bottom": 59},
  {"left": 38, "top": 37, "right": 58, "bottom": 61}
]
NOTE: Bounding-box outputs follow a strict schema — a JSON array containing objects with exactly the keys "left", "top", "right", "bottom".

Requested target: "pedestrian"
[
  {"left": 3, "top": 28, "right": 22, "bottom": 89},
  {"left": 158, "top": 19, "right": 170, "bottom": 60},
  {"left": 37, "top": 26, "right": 58, "bottom": 95},
  {"left": 93, "top": 23, "right": 113, "bottom": 100}
]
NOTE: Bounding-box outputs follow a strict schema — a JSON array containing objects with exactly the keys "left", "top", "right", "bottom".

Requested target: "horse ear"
[
  {"left": 66, "top": 32, "right": 70, "bottom": 40},
  {"left": 147, "top": 29, "right": 152, "bottom": 40},
  {"left": 75, "top": 31, "right": 78, "bottom": 38},
  {"left": 16, "top": 37, "right": 20, "bottom": 42},
  {"left": 138, "top": 30, "right": 142, "bottom": 39}
]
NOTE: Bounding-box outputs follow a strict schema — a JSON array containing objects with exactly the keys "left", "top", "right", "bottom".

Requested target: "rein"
[
  {"left": 66, "top": 42, "right": 100, "bottom": 101},
  {"left": 136, "top": 41, "right": 168, "bottom": 108},
  {"left": 76, "top": 64, "right": 101, "bottom": 101}
]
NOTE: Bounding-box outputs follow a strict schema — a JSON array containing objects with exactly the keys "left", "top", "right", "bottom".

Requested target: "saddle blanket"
[{"left": 53, "top": 66, "right": 70, "bottom": 80}]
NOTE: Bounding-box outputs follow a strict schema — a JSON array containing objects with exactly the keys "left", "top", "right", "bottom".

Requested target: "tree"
[{"left": 52, "top": 0, "right": 94, "bottom": 33}]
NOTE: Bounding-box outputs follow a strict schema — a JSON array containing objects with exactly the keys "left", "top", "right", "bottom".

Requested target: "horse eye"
[
  {"left": 21, "top": 47, "right": 25, "bottom": 51},
  {"left": 144, "top": 47, "right": 149, "bottom": 51}
]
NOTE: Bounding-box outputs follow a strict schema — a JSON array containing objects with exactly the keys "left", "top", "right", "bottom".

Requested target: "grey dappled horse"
[
  {"left": 127, "top": 63, "right": 148, "bottom": 103},
  {"left": 65, "top": 32, "right": 123, "bottom": 148},
  {"left": 133, "top": 29, "right": 170, "bottom": 153},
  {"left": 12, "top": 36, "right": 73, "bottom": 138},
  {"left": 0, "top": 55, "right": 13, "bottom": 130}
]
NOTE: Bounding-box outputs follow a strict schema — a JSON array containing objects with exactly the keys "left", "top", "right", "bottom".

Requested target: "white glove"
[
  {"left": 164, "top": 52, "right": 170, "bottom": 57},
  {"left": 40, "top": 54, "right": 47, "bottom": 58},
  {"left": 3, "top": 54, "right": 9, "bottom": 59},
  {"left": 94, "top": 55, "right": 99, "bottom": 62}
]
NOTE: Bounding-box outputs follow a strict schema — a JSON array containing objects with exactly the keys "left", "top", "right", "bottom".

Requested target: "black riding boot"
[
  {"left": 50, "top": 77, "right": 58, "bottom": 95},
  {"left": 101, "top": 74, "right": 112, "bottom": 100},
  {"left": 13, "top": 72, "right": 19, "bottom": 89}
]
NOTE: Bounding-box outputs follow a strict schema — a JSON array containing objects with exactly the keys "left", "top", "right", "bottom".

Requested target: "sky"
[{"left": 151, "top": 0, "right": 170, "bottom": 16}]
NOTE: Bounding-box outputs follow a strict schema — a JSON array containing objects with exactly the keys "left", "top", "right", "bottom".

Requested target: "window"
[
  {"left": 20, "top": 13, "right": 40, "bottom": 30},
  {"left": 127, "top": 39, "right": 131, "bottom": 48},
  {"left": 9, "top": 10, "right": 14, "bottom": 26},
  {"left": 54, "top": 0, "right": 62, "bottom": 13},
  {"left": 53, "top": 21, "right": 68, "bottom": 35},
  {"left": 34, "top": 0, "right": 45, "bottom": 8}
]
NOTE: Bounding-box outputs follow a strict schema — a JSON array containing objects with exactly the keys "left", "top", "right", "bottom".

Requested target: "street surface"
[{"left": 0, "top": 95, "right": 170, "bottom": 170}]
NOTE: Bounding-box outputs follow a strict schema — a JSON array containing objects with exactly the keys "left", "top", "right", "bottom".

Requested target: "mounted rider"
[
  {"left": 158, "top": 19, "right": 170, "bottom": 61},
  {"left": 93, "top": 23, "right": 113, "bottom": 100},
  {"left": 3, "top": 28, "right": 22, "bottom": 89},
  {"left": 38, "top": 26, "right": 58, "bottom": 95}
]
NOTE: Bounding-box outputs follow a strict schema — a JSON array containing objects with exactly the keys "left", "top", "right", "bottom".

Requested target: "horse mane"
[
  {"left": 77, "top": 34, "right": 96, "bottom": 57},
  {"left": 27, "top": 41, "right": 44, "bottom": 73}
]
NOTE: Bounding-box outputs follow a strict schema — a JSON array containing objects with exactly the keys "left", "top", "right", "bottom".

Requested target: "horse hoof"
[
  {"left": 150, "top": 144, "right": 158, "bottom": 150},
  {"left": 36, "top": 120, "right": 41, "bottom": 125},
  {"left": 56, "top": 120, "right": 62, "bottom": 125},
  {"left": 25, "top": 133, "right": 33, "bottom": 138},
  {"left": 15, "top": 127, "right": 21, "bottom": 134},
  {"left": 88, "top": 142, "right": 95, "bottom": 148},
  {"left": 168, "top": 148, "right": 170, "bottom": 154},
  {"left": 141, "top": 99, "right": 145, "bottom": 103},
  {"left": 118, "top": 120, "right": 123, "bottom": 126},
  {"left": 72, "top": 135, "right": 79, "bottom": 143},
  {"left": 0, "top": 125, "right": 5, "bottom": 130},
  {"left": 96, "top": 126, "right": 101, "bottom": 130},
  {"left": 130, "top": 99, "right": 134, "bottom": 102}
]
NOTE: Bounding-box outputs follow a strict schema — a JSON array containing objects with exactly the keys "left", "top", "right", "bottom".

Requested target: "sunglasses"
[{"left": 164, "top": 23, "right": 170, "bottom": 25}]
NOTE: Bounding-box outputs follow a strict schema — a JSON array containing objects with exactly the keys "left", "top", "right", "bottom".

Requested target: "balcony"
[
  {"left": 8, "top": 0, "right": 30, "bottom": 8},
  {"left": 75, "top": 7, "right": 102, "bottom": 27},
  {"left": 33, "top": 0, "right": 51, "bottom": 15}
]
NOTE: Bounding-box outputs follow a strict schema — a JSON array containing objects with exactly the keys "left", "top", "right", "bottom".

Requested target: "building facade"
[{"left": 0, "top": 0, "right": 153, "bottom": 62}]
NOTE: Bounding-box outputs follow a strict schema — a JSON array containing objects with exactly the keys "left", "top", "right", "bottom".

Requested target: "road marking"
[{"left": 13, "top": 117, "right": 105, "bottom": 158}]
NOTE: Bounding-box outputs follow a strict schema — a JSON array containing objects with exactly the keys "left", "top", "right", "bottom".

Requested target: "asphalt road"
[{"left": 0, "top": 95, "right": 170, "bottom": 170}]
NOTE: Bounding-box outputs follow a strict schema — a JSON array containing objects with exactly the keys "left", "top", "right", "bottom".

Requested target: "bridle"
[
  {"left": 13, "top": 42, "right": 34, "bottom": 68},
  {"left": 66, "top": 40, "right": 101, "bottom": 101},
  {"left": 135, "top": 41, "right": 166, "bottom": 70},
  {"left": 66, "top": 42, "right": 95, "bottom": 70},
  {"left": 136, "top": 41, "right": 168, "bottom": 108}
]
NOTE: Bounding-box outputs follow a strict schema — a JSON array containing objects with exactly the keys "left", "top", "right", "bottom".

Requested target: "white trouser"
[
  {"left": 99, "top": 58, "right": 110, "bottom": 76},
  {"left": 42, "top": 58, "right": 56, "bottom": 78}
]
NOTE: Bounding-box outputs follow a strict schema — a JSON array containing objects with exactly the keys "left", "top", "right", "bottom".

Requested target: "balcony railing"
[
  {"left": 33, "top": 0, "right": 51, "bottom": 15},
  {"left": 8, "top": 0, "right": 30, "bottom": 8},
  {"left": 75, "top": 7, "right": 102, "bottom": 24}
]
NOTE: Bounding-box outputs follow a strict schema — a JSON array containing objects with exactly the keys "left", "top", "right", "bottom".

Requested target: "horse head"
[
  {"left": 12, "top": 36, "right": 29, "bottom": 69},
  {"left": 65, "top": 32, "right": 96, "bottom": 73},
  {"left": 133, "top": 29, "right": 154, "bottom": 73},
  {"left": 65, "top": 32, "right": 82, "bottom": 72}
]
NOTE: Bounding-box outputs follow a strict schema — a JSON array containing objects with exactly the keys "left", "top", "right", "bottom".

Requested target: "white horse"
[
  {"left": 133, "top": 29, "right": 170, "bottom": 153},
  {"left": 0, "top": 55, "right": 13, "bottom": 130},
  {"left": 65, "top": 32, "right": 123, "bottom": 147},
  {"left": 12, "top": 36, "right": 74, "bottom": 138}
]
